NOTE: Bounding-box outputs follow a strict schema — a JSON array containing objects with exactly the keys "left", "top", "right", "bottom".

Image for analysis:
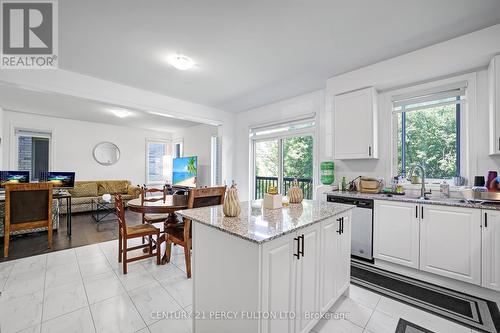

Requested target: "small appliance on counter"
[{"left": 359, "top": 177, "right": 383, "bottom": 194}]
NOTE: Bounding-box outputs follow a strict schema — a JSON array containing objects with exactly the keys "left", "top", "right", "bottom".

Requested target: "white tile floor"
[{"left": 0, "top": 239, "right": 475, "bottom": 333}]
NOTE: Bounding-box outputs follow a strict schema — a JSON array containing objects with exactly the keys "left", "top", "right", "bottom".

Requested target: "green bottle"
[
  {"left": 320, "top": 161, "right": 335, "bottom": 185},
  {"left": 341, "top": 176, "right": 347, "bottom": 192}
]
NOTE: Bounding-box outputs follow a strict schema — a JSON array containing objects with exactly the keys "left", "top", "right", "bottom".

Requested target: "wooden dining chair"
[
  {"left": 141, "top": 185, "right": 169, "bottom": 226},
  {"left": 115, "top": 194, "right": 161, "bottom": 274},
  {"left": 164, "top": 186, "right": 226, "bottom": 278},
  {"left": 4, "top": 183, "right": 53, "bottom": 258}
]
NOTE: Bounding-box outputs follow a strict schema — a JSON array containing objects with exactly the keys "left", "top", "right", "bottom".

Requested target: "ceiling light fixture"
[
  {"left": 168, "top": 54, "right": 195, "bottom": 71},
  {"left": 109, "top": 108, "right": 132, "bottom": 118}
]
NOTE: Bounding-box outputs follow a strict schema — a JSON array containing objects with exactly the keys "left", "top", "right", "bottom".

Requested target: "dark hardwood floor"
[{"left": 0, "top": 210, "right": 142, "bottom": 262}]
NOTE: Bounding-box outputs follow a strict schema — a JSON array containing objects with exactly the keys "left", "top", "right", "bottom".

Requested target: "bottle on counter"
[
  {"left": 391, "top": 176, "right": 398, "bottom": 193},
  {"left": 341, "top": 176, "right": 347, "bottom": 192},
  {"left": 440, "top": 180, "right": 450, "bottom": 198}
]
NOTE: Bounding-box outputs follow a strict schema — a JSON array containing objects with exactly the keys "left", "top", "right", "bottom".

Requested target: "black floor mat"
[{"left": 351, "top": 261, "right": 500, "bottom": 333}]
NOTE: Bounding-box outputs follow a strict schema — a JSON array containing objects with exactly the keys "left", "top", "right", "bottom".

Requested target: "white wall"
[
  {"left": 233, "top": 90, "right": 325, "bottom": 200},
  {"left": 325, "top": 24, "right": 500, "bottom": 184},
  {"left": 234, "top": 23, "right": 500, "bottom": 199},
  {"left": 0, "top": 69, "right": 235, "bottom": 186},
  {"left": 173, "top": 124, "right": 218, "bottom": 187},
  {"left": 2, "top": 111, "right": 172, "bottom": 186}
]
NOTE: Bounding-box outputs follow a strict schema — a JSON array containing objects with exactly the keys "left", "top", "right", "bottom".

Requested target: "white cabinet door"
[
  {"left": 335, "top": 212, "right": 352, "bottom": 296},
  {"left": 295, "top": 224, "right": 321, "bottom": 333},
  {"left": 333, "top": 87, "right": 378, "bottom": 160},
  {"left": 319, "top": 216, "right": 341, "bottom": 313},
  {"left": 420, "top": 205, "right": 481, "bottom": 285},
  {"left": 373, "top": 201, "right": 420, "bottom": 268},
  {"left": 482, "top": 209, "right": 500, "bottom": 291},
  {"left": 489, "top": 55, "right": 500, "bottom": 155},
  {"left": 261, "top": 232, "right": 297, "bottom": 333}
]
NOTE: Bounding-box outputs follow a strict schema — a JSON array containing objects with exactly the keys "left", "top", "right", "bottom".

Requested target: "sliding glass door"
[
  {"left": 254, "top": 139, "right": 280, "bottom": 199},
  {"left": 254, "top": 135, "right": 314, "bottom": 199},
  {"left": 283, "top": 135, "right": 314, "bottom": 199}
]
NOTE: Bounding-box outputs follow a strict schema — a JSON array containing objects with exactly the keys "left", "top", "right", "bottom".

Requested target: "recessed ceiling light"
[
  {"left": 109, "top": 108, "right": 132, "bottom": 118},
  {"left": 168, "top": 55, "right": 195, "bottom": 71}
]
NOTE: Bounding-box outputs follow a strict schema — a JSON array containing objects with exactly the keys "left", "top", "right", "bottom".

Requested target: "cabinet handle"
[
  {"left": 368, "top": 146, "right": 372, "bottom": 156},
  {"left": 341, "top": 217, "right": 345, "bottom": 234},
  {"left": 498, "top": 137, "right": 500, "bottom": 151},
  {"left": 421, "top": 206, "right": 424, "bottom": 219},
  {"left": 294, "top": 236, "right": 301, "bottom": 260},
  {"left": 300, "top": 234, "right": 305, "bottom": 258},
  {"left": 485, "top": 212, "right": 488, "bottom": 228},
  {"left": 336, "top": 218, "right": 342, "bottom": 234},
  {"left": 415, "top": 205, "right": 418, "bottom": 218}
]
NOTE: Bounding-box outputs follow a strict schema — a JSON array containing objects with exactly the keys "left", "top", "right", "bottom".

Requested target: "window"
[
  {"left": 251, "top": 116, "right": 315, "bottom": 199},
  {"left": 146, "top": 140, "right": 171, "bottom": 185},
  {"left": 14, "top": 128, "right": 51, "bottom": 180},
  {"left": 173, "top": 141, "right": 183, "bottom": 159},
  {"left": 392, "top": 81, "right": 466, "bottom": 180},
  {"left": 211, "top": 135, "right": 222, "bottom": 186}
]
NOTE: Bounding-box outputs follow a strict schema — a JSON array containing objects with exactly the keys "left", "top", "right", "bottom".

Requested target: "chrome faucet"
[{"left": 413, "top": 164, "right": 432, "bottom": 200}]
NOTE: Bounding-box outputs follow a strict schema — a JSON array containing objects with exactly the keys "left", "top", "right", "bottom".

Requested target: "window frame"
[
  {"left": 250, "top": 115, "right": 317, "bottom": 199},
  {"left": 210, "top": 134, "right": 222, "bottom": 186},
  {"left": 397, "top": 100, "right": 461, "bottom": 180},
  {"left": 173, "top": 140, "right": 184, "bottom": 159},
  {"left": 145, "top": 138, "right": 171, "bottom": 186},
  {"left": 389, "top": 73, "right": 476, "bottom": 186},
  {"left": 11, "top": 126, "right": 53, "bottom": 179}
]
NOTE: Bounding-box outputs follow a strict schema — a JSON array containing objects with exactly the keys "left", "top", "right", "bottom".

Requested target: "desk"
[{"left": 0, "top": 191, "right": 72, "bottom": 237}]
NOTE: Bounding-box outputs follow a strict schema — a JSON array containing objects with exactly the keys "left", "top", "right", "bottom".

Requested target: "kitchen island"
[{"left": 177, "top": 200, "right": 354, "bottom": 333}]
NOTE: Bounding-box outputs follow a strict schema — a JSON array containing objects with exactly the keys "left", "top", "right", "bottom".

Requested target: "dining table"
[{"left": 126, "top": 195, "right": 188, "bottom": 263}]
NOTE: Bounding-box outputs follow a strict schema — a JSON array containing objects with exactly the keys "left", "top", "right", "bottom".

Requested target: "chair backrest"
[
  {"left": 140, "top": 186, "right": 166, "bottom": 204},
  {"left": 187, "top": 186, "right": 226, "bottom": 209},
  {"left": 5, "top": 183, "right": 53, "bottom": 231},
  {"left": 114, "top": 194, "right": 127, "bottom": 236}
]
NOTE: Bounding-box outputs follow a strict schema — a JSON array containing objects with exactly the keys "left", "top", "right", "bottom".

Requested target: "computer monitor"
[
  {"left": 0, "top": 171, "right": 30, "bottom": 189},
  {"left": 173, "top": 156, "right": 197, "bottom": 188},
  {"left": 42, "top": 172, "right": 76, "bottom": 189}
]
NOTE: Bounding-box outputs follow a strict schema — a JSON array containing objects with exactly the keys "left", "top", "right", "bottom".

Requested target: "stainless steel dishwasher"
[{"left": 327, "top": 195, "right": 374, "bottom": 262}]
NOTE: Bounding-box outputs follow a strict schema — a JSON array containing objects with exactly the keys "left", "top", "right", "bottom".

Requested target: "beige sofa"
[{"left": 61, "top": 180, "right": 141, "bottom": 213}]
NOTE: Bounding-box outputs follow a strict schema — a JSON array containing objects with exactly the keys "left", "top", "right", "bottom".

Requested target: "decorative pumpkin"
[
  {"left": 288, "top": 179, "right": 304, "bottom": 203},
  {"left": 223, "top": 183, "right": 241, "bottom": 217}
]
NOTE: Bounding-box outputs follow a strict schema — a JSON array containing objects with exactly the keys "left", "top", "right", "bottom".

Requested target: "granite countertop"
[
  {"left": 328, "top": 191, "right": 500, "bottom": 211},
  {"left": 177, "top": 200, "right": 354, "bottom": 244}
]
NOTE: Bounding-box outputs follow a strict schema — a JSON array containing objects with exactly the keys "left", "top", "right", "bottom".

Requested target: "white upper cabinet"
[
  {"left": 489, "top": 55, "right": 500, "bottom": 155},
  {"left": 333, "top": 87, "right": 378, "bottom": 159}
]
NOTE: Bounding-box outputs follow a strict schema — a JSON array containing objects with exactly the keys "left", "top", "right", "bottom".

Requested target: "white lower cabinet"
[
  {"left": 420, "top": 205, "right": 481, "bottom": 284},
  {"left": 335, "top": 214, "right": 352, "bottom": 296},
  {"left": 261, "top": 231, "right": 297, "bottom": 333},
  {"left": 319, "top": 213, "right": 352, "bottom": 314},
  {"left": 374, "top": 200, "right": 482, "bottom": 285},
  {"left": 261, "top": 212, "right": 351, "bottom": 333},
  {"left": 295, "top": 223, "right": 321, "bottom": 333},
  {"left": 482, "top": 209, "right": 500, "bottom": 291},
  {"left": 373, "top": 201, "right": 420, "bottom": 268}
]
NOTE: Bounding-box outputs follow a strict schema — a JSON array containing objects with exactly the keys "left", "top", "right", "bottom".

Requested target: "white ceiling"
[
  {"left": 0, "top": 85, "right": 201, "bottom": 133},
  {"left": 59, "top": 0, "right": 500, "bottom": 113}
]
